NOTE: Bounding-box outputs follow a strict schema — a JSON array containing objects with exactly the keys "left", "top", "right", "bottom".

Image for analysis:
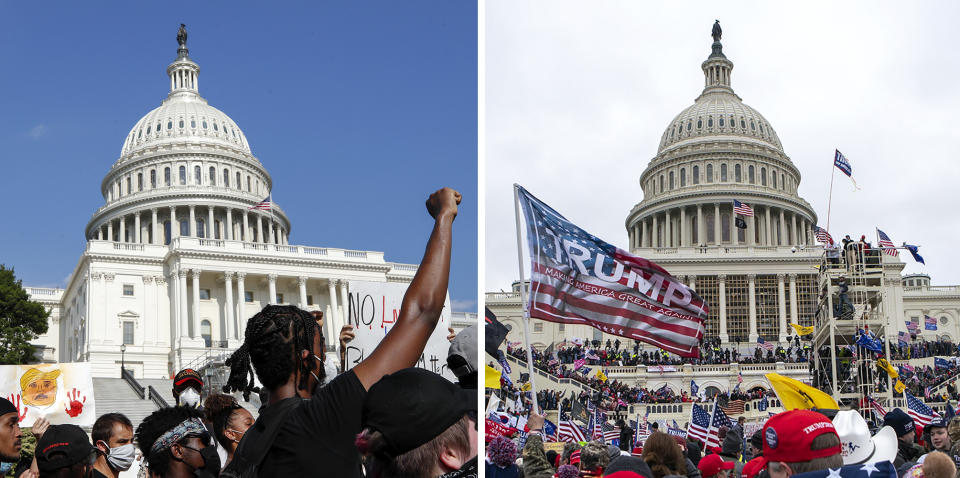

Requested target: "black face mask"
[{"left": 182, "top": 445, "right": 221, "bottom": 478}]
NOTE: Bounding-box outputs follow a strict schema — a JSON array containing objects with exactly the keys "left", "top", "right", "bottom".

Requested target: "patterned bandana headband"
[{"left": 150, "top": 418, "right": 207, "bottom": 455}]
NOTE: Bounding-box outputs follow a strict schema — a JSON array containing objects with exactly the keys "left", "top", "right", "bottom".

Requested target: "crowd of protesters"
[
  {"left": 487, "top": 400, "right": 960, "bottom": 478},
  {"left": 0, "top": 188, "right": 477, "bottom": 478}
]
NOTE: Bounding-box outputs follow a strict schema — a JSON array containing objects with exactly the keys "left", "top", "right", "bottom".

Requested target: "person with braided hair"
[
  {"left": 203, "top": 394, "right": 253, "bottom": 468},
  {"left": 221, "top": 187, "right": 462, "bottom": 478}
]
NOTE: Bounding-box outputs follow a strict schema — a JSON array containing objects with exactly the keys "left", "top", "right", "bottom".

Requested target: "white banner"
[
  {"left": 0, "top": 363, "right": 96, "bottom": 427},
  {"left": 343, "top": 281, "right": 455, "bottom": 381}
]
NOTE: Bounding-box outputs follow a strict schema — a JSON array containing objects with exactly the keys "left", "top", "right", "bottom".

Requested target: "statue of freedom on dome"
[
  {"left": 712, "top": 20, "right": 722, "bottom": 42},
  {"left": 177, "top": 24, "right": 188, "bottom": 47}
]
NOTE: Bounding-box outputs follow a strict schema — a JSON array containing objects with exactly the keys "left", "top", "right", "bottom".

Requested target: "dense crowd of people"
[
  {"left": 0, "top": 188, "right": 478, "bottom": 478},
  {"left": 486, "top": 404, "right": 960, "bottom": 478}
]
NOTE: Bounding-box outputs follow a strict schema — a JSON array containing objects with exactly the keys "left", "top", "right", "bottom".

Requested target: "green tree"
[{"left": 0, "top": 265, "right": 49, "bottom": 364}]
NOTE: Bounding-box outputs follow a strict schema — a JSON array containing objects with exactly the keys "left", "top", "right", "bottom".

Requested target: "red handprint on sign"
[
  {"left": 6, "top": 394, "right": 27, "bottom": 423},
  {"left": 64, "top": 389, "right": 86, "bottom": 418}
]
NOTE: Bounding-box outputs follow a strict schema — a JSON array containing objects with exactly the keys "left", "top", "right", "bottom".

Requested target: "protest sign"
[
  {"left": 485, "top": 419, "right": 518, "bottom": 442},
  {"left": 0, "top": 363, "right": 96, "bottom": 427},
  {"left": 343, "top": 280, "right": 455, "bottom": 381},
  {"left": 543, "top": 441, "right": 566, "bottom": 453}
]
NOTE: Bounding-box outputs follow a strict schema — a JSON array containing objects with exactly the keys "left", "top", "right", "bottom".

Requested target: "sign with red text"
[
  {"left": 0, "top": 363, "right": 96, "bottom": 426},
  {"left": 485, "top": 418, "right": 518, "bottom": 442},
  {"left": 344, "top": 281, "right": 455, "bottom": 381}
]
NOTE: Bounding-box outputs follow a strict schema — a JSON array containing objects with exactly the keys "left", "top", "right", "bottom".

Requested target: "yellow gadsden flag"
[
  {"left": 894, "top": 380, "right": 906, "bottom": 394},
  {"left": 789, "top": 323, "right": 814, "bottom": 336},
  {"left": 766, "top": 373, "right": 838, "bottom": 410},
  {"left": 484, "top": 365, "right": 502, "bottom": 389},
  {"left": 596, "top": 369, "right": 608, "bottom": 383},
  {"left": 876, "top": 358, "right": 898, "bottom": 379}
]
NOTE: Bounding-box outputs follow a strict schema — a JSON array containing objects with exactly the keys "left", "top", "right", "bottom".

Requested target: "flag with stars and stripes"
[
  {"left": 905, "top": 391, "right": 939, "bottom": 428},
  {"left": 790, "top": 460, "right": 896, "bottom": 478},
  {"left": 876, "top": 229, "right": 898, "bottom": 257},
  {"left": 757, "top": 337, "right": 774, "bottom": 351},
  {"left": 558, "top": 419, "right": 587, "bottom": 443},
  {"left": 705, "top": 402, "right": 733, "bottom": 449},
  {"left": 589, "top": 409, "right": 604, "bottom": 441},
  {"left": 815, "top": 226, "right": 834, "bottom": 246},
  {"left": 516, "top": 185, "right": 708, "bottom": 358},
  {"left": 602, "top": 422, "right": 620, "bottom": 445},
  {"left": 733, "top": 200, "right": 754, "bottom": 217},
  {"left": 687, "top": 404, "right": 710, "bottom": 444},
  {"left": 869, "top": 396, "right": 887, "bottom": 420},
  {"left": 925, "top": 315, "right": 938, "bottom": 331},
  {"left": 249, "top": 195, "right": 272, "bottom": 210}
]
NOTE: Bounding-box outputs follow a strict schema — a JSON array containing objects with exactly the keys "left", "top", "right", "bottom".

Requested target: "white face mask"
[
  {"left": 322, "top": 355, "right": 338, "bottom": 386},
  {"left": 179, "top": 388, "right": 201, "bottom": 407},
  {"left": 104, "top": 443, "right": 136, "bottom": 471}
]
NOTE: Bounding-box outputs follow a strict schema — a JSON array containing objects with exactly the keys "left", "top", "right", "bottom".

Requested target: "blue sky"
[{"left": 0, "top": 3, "right": 478, "bottom": 311}]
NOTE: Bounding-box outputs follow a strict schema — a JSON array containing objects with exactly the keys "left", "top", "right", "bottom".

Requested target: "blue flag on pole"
[
  {"left": 834, "top": 150, "right": 860, "bottom": 190},
  {"left": 691, "top": 380, "right": 699, "bottom": 396},
  {"left": 936, "top": 357, "right": 953, "bottom": 370},
  {"left": 903, "top": 243, "right": 925, "bottom": 264}
]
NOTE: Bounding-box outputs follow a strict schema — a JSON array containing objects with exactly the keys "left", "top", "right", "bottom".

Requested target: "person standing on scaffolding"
[{"left": 837, "top": 275, "right": 854, "bottom": 319}]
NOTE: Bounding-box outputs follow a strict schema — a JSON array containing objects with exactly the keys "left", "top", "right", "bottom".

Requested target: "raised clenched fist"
[{"left": 425, "top": 187, "right": 461, "bottom": 221}]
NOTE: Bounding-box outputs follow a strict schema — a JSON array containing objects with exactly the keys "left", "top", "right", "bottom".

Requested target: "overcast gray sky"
[{"left": 485, "top": 1, "right": 960, "bottom": 292}]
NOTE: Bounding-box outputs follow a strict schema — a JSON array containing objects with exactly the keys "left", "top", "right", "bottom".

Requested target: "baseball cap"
[
  {"left": 362, "top": 368, "right": 475, "bottom": 457},
  {"left": 0, "top": 397, "right": 16, "bottom": 417},
  {"left": 36, "top": 424, "right": 97, "bottom": 472},
  {"left": 762, "top": 410, "right": 841, "bottom": 463},
  {"left": 924, "top": 417, "right": 948, "bottom": 435},
  {"left": 173, "top": 368, "right": 203, "bottom": 390},
  {"left": 699, "top": 454, "right": 735, "bottom": 478}
]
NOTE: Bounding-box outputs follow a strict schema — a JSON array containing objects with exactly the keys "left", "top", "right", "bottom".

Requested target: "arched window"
[
  {"left": 209, "top": 167, "right": 216, "bottom": 185},
  {"left": 680, "top": 168, "right": 686, "bottom": 187},
  {"left": 669, "top": 171, "right": 675, "bottom": 189},
  {"left": 691, "top": 216, "right": 699, "bottom": 244},
  {"left": 179, "top": 119, "right": 184, "bottom": 128},
  {"left": 223, "top": 169, "right": 230, "bottom": 187},
  {"left": 697, "top": 118, "right": 702, "bottom": 129},
  {"left": 194, "top": 166, "right": 201, "bottom": 185},
  {"left": 180, "top": 220, "right": 189, "bottom": 236},
  {"left": 150, "top": 170, "right": 156, "bottom": 188},
  {"left": 708, "top": 117, "right": 713, "bottom": 127},
  {"left": 761, "top": 167, "right": 767, "bottom": 186},
  {"left": 126, "top": 177, "right": 131, "bottom": 194},
  {"left": 659, "top": 175, "right": 664, "bottom": 192},
  {"left": 693, "top": 165, "right": 700, "bottom": 184},
  {"left": 687, "top": 120, "right": 692, "bottom": 131},
  {"left": 750, "top": 120, "right": 756, "bottom": 131},
  {"left": 115, "top": 180, "right": 121, "bottom": 198},
  {"left": 164, "top": 167, "right": 171, "bottom": 186},
  {"left": 719, "top": 117, "right": 725, "bottom": 127},
  {"left": 748, "top": 165, "right": 755, "bottom": 184},
  {"left": 137, "top": 173, "right": 143, "bottom": 191},
  {"left": 720, "top": 164, "right": 728, "bottom": 182},
  {"left": 167, "top": 121, "right": 173, "bottom": 130},
  {"left": 197, "top": 219, "right": 205, "bottom": 238},
  {"left": 772, "top": 172, "right": 777, "bottom": 189},
  {"left": 190, "top": 119, "right": 196, "bottom": 129},
  {"left": 236, "top": 172, "right": 242, "bottom": 190},
  {"left": 735, "top": 164, "right": 742, "bottom": 182},
  {"left": 201, "top": 320, "right": 212, "bottom": 348},
  {"left": 179, "top": 166, "right": 186, "bottom": 185},
  {"left": 706, "top": 164, "right": 713, "bottom": 182},
  {"left": 740, "top": 118, "right": 746, "bottom": 129}
]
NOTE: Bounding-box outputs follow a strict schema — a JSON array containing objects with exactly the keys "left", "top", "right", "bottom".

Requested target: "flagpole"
[
  {"left": 513, "top": 184, "right": 540, "bottom": 413},
  {"left": 827, "top": 151, "right": 836, "bottom": 232}
]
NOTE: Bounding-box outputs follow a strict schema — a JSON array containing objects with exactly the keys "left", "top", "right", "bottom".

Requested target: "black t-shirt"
[{"left": 259, "top": 370, "right": 367, "bottom": 478}]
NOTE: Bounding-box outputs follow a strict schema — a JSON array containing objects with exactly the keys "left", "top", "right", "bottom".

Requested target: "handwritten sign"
[
  {"left": 343, "top": 281, "right": 455, "bottom": 381},
  {"left": 0, "top": 363, "right": 96, "bottom": 426}
]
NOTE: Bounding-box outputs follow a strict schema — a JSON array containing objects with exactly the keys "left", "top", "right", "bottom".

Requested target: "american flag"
[
  {"left": 589, "top": 409, "right": 604, "bottom": 441},
  {"left": 558, "top": 419, "right": 587, "bottom": 443},
  {"left": 573, "top": 358, "right": 586, "bottom": 371},
  {"left": 905, "top": 391, "right": 940, "bottom": 428},
  {"left": 757, "top": 337, "right": 774, "bottom": 351},
  {"left": 249, "top": 195, "right": 272, "bottom": 210},
  {"left": 925, "top": 315, "right": 938, "bottom": 331},
  {"left": 720, "top": 399, "right": 746, "bottom": 416},
  {"left": 906, "top": 319, "right": 918, "bottom": 333},
  {"left": 869, "top": 396, "right": 887, "bottom": 420},
  {"left": 687, "top": 404, "right": 710, "bottom": 444},
  {"left": 603, "top": 422, "right": 621, "bottom": 444},
  {"left": 877, "top": 229, "right": 898, "bottom": 257},
  {"left": 815, "top": 225, "right": 834, "bottom": 246},
  {"left": 733, "top": 200, "right": 754, "bottom": 217},
  {"left": 705, "top": 402, "right": 733, "bottom": 449},
  {"left": 517, "top": 186, "right": 708, "bottom": 358},
  {"left": 785, "top": 461, "right": 896, "bottom": 478}
]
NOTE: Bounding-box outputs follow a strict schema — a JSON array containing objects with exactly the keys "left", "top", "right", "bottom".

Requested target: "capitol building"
[
  {"left": 487, "top": 26, "right": 960, "bottom": 411},
  {"left": 25, "top": 31, "right": 470, "bottom": 380}
]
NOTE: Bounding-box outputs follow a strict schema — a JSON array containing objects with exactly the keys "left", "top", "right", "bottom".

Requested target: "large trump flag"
[{"left": 516, "top": 186, "right": 707, "bottom": 357}]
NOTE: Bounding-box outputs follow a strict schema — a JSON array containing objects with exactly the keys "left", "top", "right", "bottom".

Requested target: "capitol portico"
[{"left": 25, "top": 30, "right": 431, "bottom": 379}]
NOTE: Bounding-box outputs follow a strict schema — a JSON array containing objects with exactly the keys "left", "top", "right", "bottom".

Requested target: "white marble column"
[
  {"left": 224, "top": 271, "right": 235, "bottom": 342},
  {"left": 269, "top": 220, "right": 275, "bottom": 244},
  {"left": 236, "top": 273, "right": 246, "bottom": 339},
  {"left": 191, "top": 269, "right": 202, "bottom": 341},
  {"left": 118, "top": 215, "right": 126, "bottom": 243},
  {"left": 643, "top": 218, "right": 650, "bottom": 247},
  {"left": 208, "top": 207, "right": 214, "bottom": 239},
  {"left": 328, "top": 280, "right": 340, "bottom": 333},
  {"left": 764, "top": 207, "right": 772, "bottom": 246},
  {"left": 189, "top": 205, "right": 196, "bottom": 237},
  {"left": 730, "top": 205, "right": 738, "bottom": 246},
  {"left": 151, "top": 208, "right": 159, "bottom": 245},
  {"left": 777, "top": 274, "right": 787, "bottom": 342},
  {"left": 242, "top": 211, "right": 249, "bottom": 242},
  {"left": 748, "top": 274, "right": 757, "bottom": 342},
  {"left": 179, "top": 269, "right": 189, "bottom": 337},
  {"left": 298, "top": 276, "right": 309, "bottom": 308},
  {"left": 226, "top": 209, "right": 233, "bottom": 241},
  {"left": 697, "top": 205, "right": 704, "bottom": 245},
  {"left": 652, "top": 215, "right": 659, "bottom": 248},
  {"left": 749, "top": 214, "right": 756, "bottom": 246},
  {"left": 171, "top": 206, "right": 179, "bottom": 240},
  {"left": 97, "top": 228, "right": 102, "bottom": 240},
  {"left": 338, "top": 280, "right": 349, "bottom": 332},
  {"left": 256, "top": 215, "right": 264, "bottom": 243},
  {"left": 791, "top": 213, "right": 798, "bottom": 246},
  {"left": 714, "top": 203, "right": 721, "bottom": 245},
  {"left": 680, "top": 208, "right": 687, "bottom": 247},
  {"left": 134, "top": 212, "right": 141, "bottom": 243},
  {"left": 170, "top": 271, "right": 181, "bottom": 339},
  {"left": 268, "top": 274, "right": 277, "bottom": 304},
  {"left": 779, "top": 209, "right": 786, "bottom": 246},
  {"left": 664, "top": 210, "right": 672, "bottom": 247},
  {"left": 788, "top": 274, "right": 798, "bottom": 341},
  {"left": 718, "top": 275, "right": 728, "bottom": 342}
]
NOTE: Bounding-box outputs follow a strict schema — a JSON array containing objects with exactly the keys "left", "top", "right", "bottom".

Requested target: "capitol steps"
[{"left": 92, "top": 378, "right": 162, "bottom": 429}]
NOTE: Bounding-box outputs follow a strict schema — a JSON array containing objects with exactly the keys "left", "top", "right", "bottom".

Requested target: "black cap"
[
  {"left": 362, "top": 368, "right": 475, "bottom": 457},
  {"left": 925, "top": 416, "right": 948, "bottom": 434},
  {"left": 882, "top": 408, "right": 915, "bottom": 438},
  {"left": 0, "top": 397, "right": 16, "bottom": 418},
  {"left": 36, "top": 424, "right": 96, "bottom": 472}
]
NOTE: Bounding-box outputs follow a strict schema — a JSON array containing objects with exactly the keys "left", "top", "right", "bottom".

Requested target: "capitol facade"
[
  {"left": 487, "top": 28, "right": 960, "bottom": 398},
  {"left": 23, "top": 34, "right": 476, "bottom": 379}
]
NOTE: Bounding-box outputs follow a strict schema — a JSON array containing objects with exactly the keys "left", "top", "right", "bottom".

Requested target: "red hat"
[
  {"left": 762, "top": 410, "right": 841, "bottom": 463},
  {"left": 570, "top": 449, "right": 581, "bottom": 465},
  {"left": 699, "top": 454, "right": 735, "bottom": 478},
  {"left": 742, "top": 457, "right": 765, "bottom": 478},
  {"left": 606, "top": 472, "right": 645, "bottom": 478}
]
